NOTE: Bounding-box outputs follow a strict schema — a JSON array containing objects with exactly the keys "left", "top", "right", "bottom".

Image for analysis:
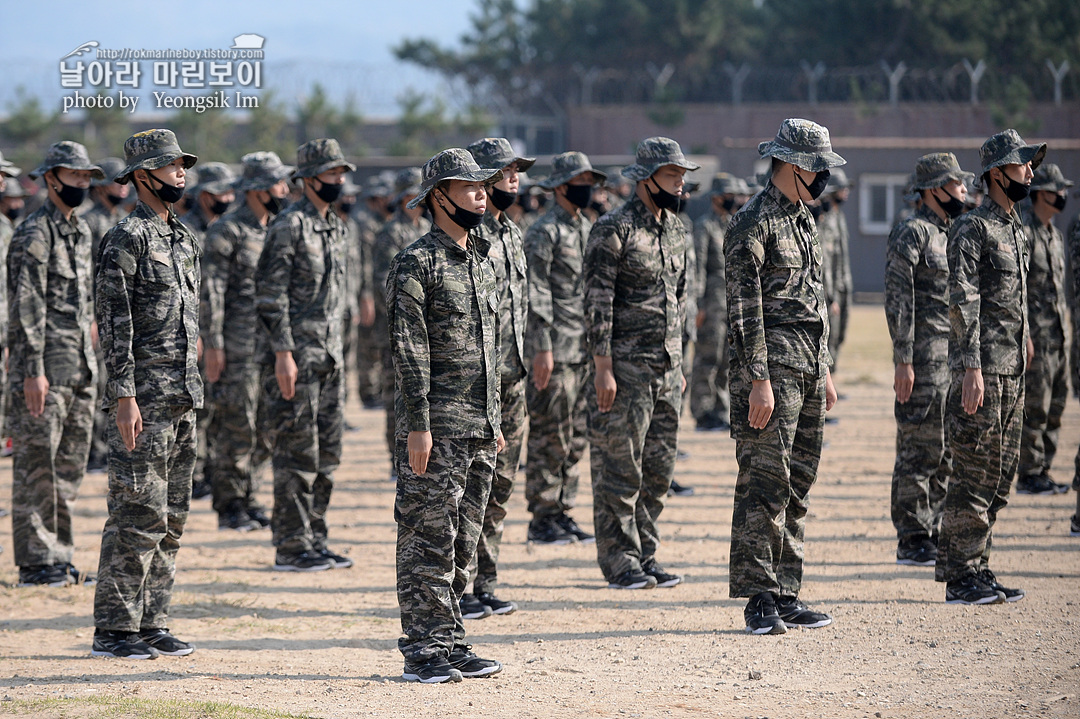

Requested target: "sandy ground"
[{"left": 1, "top": 304, "right": 1078, "bottom": 719}]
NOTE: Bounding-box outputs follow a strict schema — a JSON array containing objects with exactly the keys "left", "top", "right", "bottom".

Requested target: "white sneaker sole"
[
  {"left": 90, "top": 649, "right": 158, "bottom": 659},
  {"left": 273, "top": 562, "right": 331, "bottom": 572},
  {"left": 402, "top": 671, "right": 463, "bottom": 683}
]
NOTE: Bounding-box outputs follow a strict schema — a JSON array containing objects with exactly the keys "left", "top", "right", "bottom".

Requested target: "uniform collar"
[
  {"left": 430, "top": 224, "right": 491, "bottom": 259},
  {"left": 915, "top": 203, "right": 949, "bottom": 230},
  {"left": 43, "top": 198, "right": 80, "bottom": 236}
]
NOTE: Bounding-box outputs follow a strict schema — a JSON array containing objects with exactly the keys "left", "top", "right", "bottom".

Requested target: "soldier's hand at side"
[
  {"left": 496, "top": 431, "right": 506, "bottom": 453},
  {"left": 1026, "top": 337, "right": 1034, "bottom": 366},
  {"left": 594, "top": 355, "right": 617, "bottom": 412},
  {"left": 91, "top": 321, "right": 99, "bottom": 350},
  {"left": 962, "top": 367, "right": 984, "bottom": 415},
  {"left": 408, "top": 430, "right": 432, "bottom": 475},
  {"left": 825, "top": 369, "right": 838, "bottom": 412},
  {"left": 532, "top": 350, "right": 554, "bottom": 391},
  {"left": 275, "top": 351, "right": 298, "bottom": 400},
  {"left": 196, "top": 336, "right": 203, "bottom": 363},
  {"left": 748, "top": 379, "right": 774, "bottom": 429},
  {"left": 205, "top": 348, "right": 225, "bottom": 384},
  {"left": 360, "top": 295, "right": 375, "bottom": 327},
  {"left": 116, "top": 396, "right": 142, "bottom": 452},
  {"left": 696, "top": 309, "right": 705, "bottom": 329},
  {"left": 23, "top": 375, "right": 49, "bottom": 418},
  {"left": 894, "top": 363, "right": 915, "bottom": 404}
]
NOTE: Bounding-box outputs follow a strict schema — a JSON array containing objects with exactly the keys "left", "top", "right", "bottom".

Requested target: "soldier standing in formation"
[
  {"left": 937, "top": 129, "right": 1044, "bottom": 605},
  {"left": 885, "top": 153, "right": 972, "bottom": 567},
  {"left": 585, "top": 137, "right": 694, "bottom": 590},
  {"left": 8, "top": 142, "right": 101, "bottom": 587},
  {"left": 388, "top": 149, "right": 504, "bottom": 683},
  {"left": 352, "top": 175, "right": 389, "bottom": 409},
  {"left": 0, "top": 151, "right": 23, "bottom": 509},
  {"left": 1070, "top": 200, "right": 1080, "bottom": 536},
  {"left": 523, "top": 152, "right": 605, "bottom": 544},
  {"left": 818, "top": 168, "right": 853, "bottom": 373},
  {"left": 726, "top": 119, "right": 841, "bottom": 634},
  {"left": 92, "top": 129, "right": 201, "bottom": 659}
]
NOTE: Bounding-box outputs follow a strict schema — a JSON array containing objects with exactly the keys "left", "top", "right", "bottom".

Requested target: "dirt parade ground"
[{"left": 1, "top": 304, "right": 1078, "bottom": 719}]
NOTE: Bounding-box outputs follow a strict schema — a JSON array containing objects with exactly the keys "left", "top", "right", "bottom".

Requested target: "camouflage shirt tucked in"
[
  {"left": 374, "top": 210, "right": 431, "bottom": 316},
  {"left": 1024, "top": 213, "right": 1067, "bottom": 349},
  {"left": 725, "top": 181, "right": 829, "bottom": 381},
  {"left": 947, "top": 197, "right": 1029, "bottom": 375},
  {"left": 480, "top": 210, "right": 528, "bottom": 380},
  {"left": 524, "top": 204, "right": 591, "bottom": 363},
  {"left": 885, "top": 204, "right": 951, "bottom": 366},
  {"left": 201, "top": 203, "right": 268, "bottom": 359},
  {"left": 694, "top": 211, "right": 730, "bottom": 322},
  {"left": 387, "top": 226, "right": 500, "bottom": 439},
  {"left": 7, "top": 199, "right": 96, "bottom": 385},
  {"left": 96, "top": 201, "right": 202, "bottom": 409},
  {"left": 584, "top": 195, "right": 686, "bottom": 367},
  {"left": 255, "top": 195, "right": 347, "bottom": 372}
]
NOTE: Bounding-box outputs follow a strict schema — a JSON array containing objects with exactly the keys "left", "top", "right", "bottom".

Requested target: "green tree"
[
  {"left": 3, "top": 86, "right": 60, "bottom": 167},
  {"left": 168, "top": 96, "right": 235, "bottom": 162},
  {"left": 242, "top": 89, "right": 293, "bottom": 159},
  {"left": 81, "top": 90, "right": 131, "bottom": 160}
]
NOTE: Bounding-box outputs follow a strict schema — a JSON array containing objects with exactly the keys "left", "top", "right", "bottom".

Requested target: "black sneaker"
[
  {"left": 642, "top": 560, "right": 682, "bottom": 588},
  {"left": 65, "top": 564, "right": 96, "bottom": 586},
  {"left": 945, "top": 573, "right": 1005, "bottom": 605},
  {"left": 139, "top": 628, "right": 195, "bottom": 656},
  {"left": 448, "top": 644, "right": 503, "bottom": 677},
  {"left": 91, "top": 629, "right": 160, "bottom": 659},
  {"left": 273, "top": 551, "right": 332, "bottom": 572},
  {"left": 776, "top": 596, "right": 833, "bottom": 628},
  {"left": 744, "top": 591, "right": 787, "bottom": 635},
  {"left": 668, "top": 480, "right": 695, "bottom": 497},
  {"left": 896, "top": 536, "right": 937, "bottom": 566},
  {"left": 246, "top": 505, "right": 271, "bottom": 529},
  {"left": 695, "top": 414, "right": 730, "bottom": 432},
  {"left": 219, "top": 500, "right": 259, "bottom": 532},
  {"left": 1071, "top": 515, "right": 1080, "bottom": 537},
  {"left": 607, "top": 568, "right": 657, "bottom": 590},
  {"left": 476, "top": 591, "right": 518, "bottom": 615},
  {"left": 191, "top": 479, "right": 213, "bottom": 500},
  {"left": 555, "top": 513, "right": 595, "bottom": 543},
  {"left": 977, "top": 569, "right": 1025, "bottom": 603},
  {"left": 527, "top": 515, "right": 575, "bottom": 545},
  {"left": 1016, "top": 473, "right": 1064, "bottom": 496},
  {"left": 402, "top": 657, "right": 463, "bottom": 684},
  {"left": 17, "top": 564, "right": 74, "bottom": 587},
  {"left": 459, "top": 593, "right": 493, "bottom": 620},
  {"left": 319, "top": 548, "right": 354, "bottom": 569}
]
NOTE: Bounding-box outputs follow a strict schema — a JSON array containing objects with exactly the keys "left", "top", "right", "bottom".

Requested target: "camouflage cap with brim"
[
  {"left": 2, "top": 181, "right": 31, "bottom": 199},
  {"left": 292, "top": 138, "right": 356, "bottom": 180},
  {"left": 340, "top": 177, "right": 362, "bottom": 197},
  {"left": 362, "top": 175, "right": 392, "bottom": 199},
  {"left": 29, "top": 140, "right": 105, "bottom": 181},
  {"left": 192, "top": 161, "right": 237, "bottom": 195},
  {"left": 91, "top": 157, "right": 125, "bottom": 187},
  {"left": 1029, "top": 163, "right": 1074, "bottom": 193},
  {"left": 622, "top": 137, "right": 700, "bottom": 181},
  {"left": 757, "top": 118, "right": 846, "bottom": 173},
  {"left": 539, "top": 152, "right": 606, "bottom": 189},
  {"left": 912, "top": 152, "right": 974, "bottom": 190},
  {"left": 825, "top": 167, "right": 853, "bottom": 192},
  {"left": 683, "top": 180, "right": 701, "bottom": 193},
  {"left": 406, "top": 149, "right": 501, "bottom": 210},
  {"left": 979, "top": 129, "right": 1046, "bottom": 174},
  {"left": 0, "top": 150, "right": 22, "bottom": 178},
  {"left": 394, "top": 167, "right": 424, "bottom": 203},
  {"left": 709, "top": 172, "right": 748, "bottom": 197},
  {"left": 237, "top": 151, "right": 295, "bottom": 192},
  {"left": 903, "top": 172, "right": 920, "bottom": 203},
  {"left": 467, "top": 137, "right": 536, "bottom": 174},
  {"left": 116, "top": 129, "right": 197, "bottom": 185}
]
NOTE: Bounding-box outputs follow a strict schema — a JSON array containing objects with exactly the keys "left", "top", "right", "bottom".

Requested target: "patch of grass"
[{"left": 0, "top": 696, "right": 319, "bottom": 719}]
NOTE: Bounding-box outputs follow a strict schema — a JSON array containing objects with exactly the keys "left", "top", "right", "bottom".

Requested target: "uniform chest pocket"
[
  {"left": 987, "top": 248, "right": 1018, "bottom": 273},
  {"left": 51, "top": 247, "right": 78, "bottom": 280},
  {"left": 923, "top": 242, "right": 949, "bottom": 271},
  {"left": 140, "top": 249, "right": 176, "bottom": 286},
  {"left": 433, "top": 280, "right": 472, "bottom": 316},
  {"left": 769, "top": 238, "right": 803, "bottom": 269}
]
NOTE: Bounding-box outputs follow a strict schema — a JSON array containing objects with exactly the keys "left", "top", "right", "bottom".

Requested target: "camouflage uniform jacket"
[
  {"left": 201, "top": 202, "right": 267, "bottom": 360},
  {"left": 0, "top": 213, "right": 13, "bottom": 350},
  {"left": 480, "top": 210, "right": 528, "bottom": 381},
  {"left": 180, "top": 204, "right": 213, "bottom": 247},
  {"left": 585, "top": 195, "right": 686, "bottom": 367},
  {"left": 1024, "top": 213, "right": 1067, "bottom": 349},
  {"left": 342, "top": 213, "right": 362, "bottom": 319},
  {"left": 96, "top": 201, "right": 202, "bottom": 409},
  {"left": 679, "top": 211, "right": 698, "bottom": 341},
  {"left": 7, "top": 198, "right": 96, "bottom": 386},
  {"left": 884, "top": 204, "right": 951, "bottom": 366},
  {"left": 947, "top": 197, "right": 1028, "bottom": 375},
  {"left": 524, "top": 203, "right": 591, "bottom": 363},
  {"left": 819, "top": 206, "right": 852, "bottom": 304},
  {"left": 374, "top": 210, "right": 431, "bottom": 316},
  {"left": 725, "top": 181, "right": 829, "bottom": 381},
  {"left": 255, "top": 195, "right": 347, "bottom": 372},
  {"left": 387, "top": 225, "right": 500, "bottom": 439},
  {"left": 694, "top": 210, "right": 730, "bottom": 323},
  {"left": 82, "top": 202, "right": 125, "bottom": 262},
  {"left": 352, "top": 208, "right": 382, "bottom": 301}
]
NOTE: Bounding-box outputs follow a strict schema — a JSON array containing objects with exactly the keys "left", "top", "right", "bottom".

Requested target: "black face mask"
[
  {"left": 3, "top": 206, "right": 22, "bottom": 222},
  {"left": 821, "top": 198, "right": 833, "bottom": 213},
  {"left": 1049, "top": 193, "right": 1067, "bottom": 212},
  {"left": 105, "top": 191, "right": 126, "bottom": 207},
  {"left": 721, "top": 196, "right": 737, "bottom": 213},
  {"left": 339, "top": 201, "right": 355, "bottom": 215},
  {"left": 489, "top": 186, "right": 517, "bottom": 212},
  {"left": 53, "top": 176, "right": 88, "bottom": 209},
  {"left": 143, "top": 170, "right": 185, "bottom": 204},
  {"left": 809, "top": 203, "right": 824, "bottom": 221},
  {"left": 674, "top": 195, "right": 690, "bottom": 215},
  {"left": 796, "top": 169, "right": 830, "bottom": 201},
  {"left": 310, "top": 177, "right": 343, "bottom": 204},
  {"left": 995, "top": 170, "right": 1030, "bottom": 203},
  {"left": 210, "top": 198, "right": 231, "bottom": 215},
  {"left": 262, "top": 194, "right": 286, "bottom": 216},
  {"left": 934, "top": 188, "right": 966, "bottom": 219},
  {"left": 438, "top": 191, "right": 484, "bottom": 230},
  {"left": 831, "top": 194, "right": 846, "bottom": 206},
  {"left": 564, "top": 183, "right": 593, "bottom": 209},
  {"left": 647, "top": 177, "right": 681, "bottom": 211}
]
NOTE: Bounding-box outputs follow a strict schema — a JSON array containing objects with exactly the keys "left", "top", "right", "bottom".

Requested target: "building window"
[{"left": 858, "top": 173, "right": 911, "bottom": 235}]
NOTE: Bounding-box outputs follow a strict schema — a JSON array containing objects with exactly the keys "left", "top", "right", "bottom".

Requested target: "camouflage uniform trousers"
[
  {"left": 87, "top": 345, "right": 110, "bottom": 468},
  {"left": 93, "top": 404, "right": 196, "bottom": 632},
  {"left": 1019, "top": 340, "right": 1067, "bottom": 480},
  {"left": 728, "top": 363, "right": 825, "bottom": 598},
  {"left": 381, "top": 344, "right": 397, "bottom": 475},
  {"left": 525, "top": 362, "right": 588, "bottom": 518},
  {"left": 936, "top": 372, "right": 1023, "bottom": 583},
  {"left": 10, "top": 383, "right": 96, "bottom": 567},
  {"left": 207, "top": 359, "right": 264, "bottom": 515},
  {"left": 891, "top": 362, "right": 950, "bottom": 541},
  {"left": 828, "top": 293, "right": 849, "bottom": 371},
  {"left": 264, "top": 360, "right": 344, "bottom": 555},
  {"left": 355, "top": 321, "right": 382, "bottom": 406},
  {"left": 471, "top": 374, "right": 527, "bottom": 594},
  {"left": 396, "top": 436, "right": 495, "bottom": 663},
  {"left": 689, "top": 319, "right": 730, "bottom": 423},
  {"left": 341, "top": 313, "right": 356, "bottom": 407},
  {"left": 587, "top": 359, "right": 682, "bottom": 582},
  {"left": 194, "top": 364, "right": 215, "bottom": 484}
]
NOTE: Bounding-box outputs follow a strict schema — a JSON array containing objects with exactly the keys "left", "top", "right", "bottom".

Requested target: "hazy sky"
[{"left": 1, "top": 0, "right": 478, "bottom": 118}]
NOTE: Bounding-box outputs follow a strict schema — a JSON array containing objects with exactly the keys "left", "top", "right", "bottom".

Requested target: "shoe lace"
[{"left": 978, "top": 568, "right": 998, "bottom": 584}]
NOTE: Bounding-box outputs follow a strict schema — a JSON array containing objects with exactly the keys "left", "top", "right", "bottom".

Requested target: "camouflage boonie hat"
[
  {"left": 1029, "top": 163, "right": 1073, "bottom": 193},
  {"left": 192, "top": 162, "right": 237, "bottom": 195},
  {"left": 684, "top": 180, "right": 701, "bottom": 193},
  {"left": 467, "top": 137, "right": 536, "bottom": 173},
  {"left": 2, "top": 180, "right": 30, "bottom": 199},
  {"left": 0, "top": 150, "right": 22, "bottom": 178},
  {"left": 745, "top": 174, "right": 765, "bottom": 194},
  {"left": 903, "top": 172, "right": 919, "bottom": 203},
  {"left": 292, "top": 138, "right": 356, "bottom": 180},
  {"left": 979, "top": 129, "right": 1046, "bottom": 174},
  {"left": 539, "top": 152, "right": 606, "bottom": 189},
  {"left": 362, "top": 172, "right": 393, "bottom": 199},
  {"left": 825, "top": 167, "right": 853, "bottom": 192},
  {"left": 340, "top": 176, "right": 361, "bottom": 197},
  {"left": 116, "top": 129, "right": 197, "bottom": 184},
  {"left": 394, "top": 167, "right": 423, "bottom": 203},
  {"left": 709, "top": 172, "right": 749, "bottom": 197},
  {"left": 758, "top": 118, "right": 846, "bottom": 172},
  {"left": 237, "top": 151, "right": 295, "bottom": 192},
  {"left": 406, "top": 149, "right": 502, "bottom": 210},
  {"left": 622, "top": 137, "right": 700, "bottom": 181},
  {"left": 912, "top": 153, "right": 974, "bottom": 191},
  {"left": 29, "top": 141, "right": 104, "bottom": 181},
  {"left": 92, "top": 157, "right": 125, "bottom": 186}
]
